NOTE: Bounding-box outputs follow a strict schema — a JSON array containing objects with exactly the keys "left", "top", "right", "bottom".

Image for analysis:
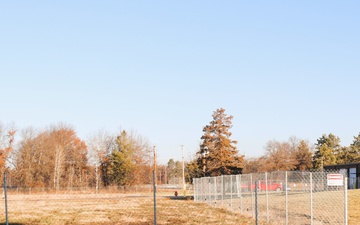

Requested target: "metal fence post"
[
  {"left": 310, "top": 172, "right": 313, "bottom": 225},
  {"left": 207, "top": 178, "right": 209, "bottom": 203},
  {"left": 193, "top": 179, "right": 196, "bottom": 201},
  {"left": 240, "top": 174, "right": 243, "bottom": 214},
  {"left": 209, "top": 178, "right": 211, "bottom": 205},
  {"left": 200, "top": 178, "right": 202, "bottom": 202},
  {"left": 196, "top": 178, "right": 200, "bottom": 202},
  {"left": 214, "top": 177, "right": 217, "bottom": 207},
  {"left": 4, "top": 172, "right": 8, "bottom": 225},
  {"left": 197, "top": 178, "right": 199, "bottom": 202},
  {"left": 153, "top": 170, "right": 157, "bottom": 225},
  {"left": 285, "top": 171, "right": 288, "bottom": 225},
  {"left": 221, "top": 175, "right": 224, "bottom": 207},
  {"left": 230, "top": 175, "right": 233, "bottom": 211},
  {"left": 265, "top": 172, "right": 269, "bottom": 223},
  {"left": 251, "top": 174, "right": 254, "bottom": 217},
  {"left": 255, "top": 180, "right": 258, "bottom": 225},
  {"left": 197, "top": 178, "right": 199, "bottom": 201},
  {"left": 345, "top": 176, "right": 348, "bottom": 225},
  {"left": 202, "top": 177, "right": 204, "bottom": 202}
]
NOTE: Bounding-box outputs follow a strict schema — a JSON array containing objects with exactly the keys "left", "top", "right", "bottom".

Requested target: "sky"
[{"left": 1, "top": 1, "right": 360, "bottom": 164}]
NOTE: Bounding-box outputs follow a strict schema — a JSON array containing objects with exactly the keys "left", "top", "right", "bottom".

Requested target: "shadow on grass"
[
  {"left": 169, "top": 195, "right": 194, "bottom": 200},
  {"left": 0, "top": 223, "right": 25, "bottom": 225}
]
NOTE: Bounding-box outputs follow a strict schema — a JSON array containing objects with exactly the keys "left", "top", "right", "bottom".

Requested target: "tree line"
[
  {"left": 241, "top": 132, "right": 360, "bottom": 174},
  {"left": 185, "top": 108, "right": 360, "bottom": 182},
  {"left": 1, "top": 108, "right": 359, "bottom": 188},
  {"left": 0, "top": 122, "right": 153, "bottom": 189}
]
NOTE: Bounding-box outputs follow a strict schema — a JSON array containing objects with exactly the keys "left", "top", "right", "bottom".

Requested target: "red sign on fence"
[{"left": 327, "top": 174, "right": 343, "bottom": 186}]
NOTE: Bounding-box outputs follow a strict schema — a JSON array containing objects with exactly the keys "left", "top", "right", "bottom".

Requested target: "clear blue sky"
[{"left": 1, "top": 1, "right": 359, "bottom": 164}]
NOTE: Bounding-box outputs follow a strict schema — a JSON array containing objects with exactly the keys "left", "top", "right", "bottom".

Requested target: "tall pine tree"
[
  {"left": 197, "top": 108, "right": 244, "bottom": 176},
  {"left": 313, "top": 133, "right": 340, "bottom": 169},
  {"left": 295, "top": 140, "right": 313, "bottom": 171},
  {"left": 348, "top": 133, "right": 360, "bottom": 162}
]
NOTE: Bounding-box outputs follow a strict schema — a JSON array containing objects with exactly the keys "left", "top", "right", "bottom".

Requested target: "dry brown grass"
[
  {"left": 220, "top": 190, "right": 346, "bottom": 225},
  {"left": 0, "top": 193, "right": 264, "bottom": 225},
  {"left": 348, "top": 189, "right": 360, "bottom": 225},
  {"left": 0, "top": 189, "right": 358, "bottom": 224}
]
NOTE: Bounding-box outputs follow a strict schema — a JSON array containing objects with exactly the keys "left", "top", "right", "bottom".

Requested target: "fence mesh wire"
[
  {"left": 0, "top": 172, "right": 196, "bottom": 224},
  {"left": 193, "top": 170, "right": 348, "bottom": 225}
]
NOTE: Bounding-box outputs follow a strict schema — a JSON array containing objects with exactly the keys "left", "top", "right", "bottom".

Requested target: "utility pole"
[
  {"left": 182, "top": 145, "right": 186, "bottom": 197},
  {"left": 154, "top": 145, "right": 157, "bottom": 175}
]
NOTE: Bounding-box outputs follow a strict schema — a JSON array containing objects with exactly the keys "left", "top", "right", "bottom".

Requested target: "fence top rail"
[{"left": 192, "top": 169, "right": 347, "bottom": 181}]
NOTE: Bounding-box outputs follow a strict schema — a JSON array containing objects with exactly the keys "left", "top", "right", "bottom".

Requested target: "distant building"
[{"left": 324, "top": 162, "right": 360, "bottom": 189}]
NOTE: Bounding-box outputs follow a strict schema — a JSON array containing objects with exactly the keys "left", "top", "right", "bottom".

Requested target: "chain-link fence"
[
  {"left": 193, "top": 170, "right": 348, "bottom": 225},
  {"left": 0, "top": 172, "right": 196, "bottom": 224}
]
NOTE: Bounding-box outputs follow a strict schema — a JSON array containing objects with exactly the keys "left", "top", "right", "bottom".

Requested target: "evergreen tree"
[
  {"left": 167, "top": 159, "right": 176, "bottom": 182},
  {"left": 313, "top": 133, "right": 340, "bottom": 169},
  {"left": 102, "top": 131, "right": 135, "bottom": 186},
  {"left": 348, "top": 133, "right": 360, "bottom": 162},
  {"left": 197, "top": 108, "right": 244, "bottom": 176},
  {"left": 101, "top": 130, "right": 152, "bottom": 186},
  {"left": 166, "top": 159, "right": 183, "bottom": 184},
  {"left": 337, "top": 146, "right": 353, "bottom": 164},
  {"left": 185, "top": 158, "right": 202, "bottom": 183},
  {"left": 295, "top": 140, "right": 313, "bottom": 171}
]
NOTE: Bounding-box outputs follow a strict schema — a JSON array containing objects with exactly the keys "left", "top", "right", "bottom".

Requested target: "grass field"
[
  {"left": 0, "top": 192, "right": 263, "bottom": 225},
  {"left": 0, "top": 189, "right": 359, "bottom": 224},
  {"left": 348, "top": 189, "right": 360, "bottom": 225}
]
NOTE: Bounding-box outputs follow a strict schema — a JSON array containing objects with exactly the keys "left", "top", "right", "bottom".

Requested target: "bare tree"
[
  {"left": 87, "top": 130, "right": 115, "bottom": 190},
  {"left": 0, "top": 122, "right": 16, "bottom": 174},
  {"left": 242, "top": 156, "right": 268, "bottom": 174},
  {"left": 265, "top": 140, "right": 297, "bottom": 171},
  {"left": 53, "top": 145, "right": 65, "bottom": 191},
  {"left": 127, "top": 130, "right": 152, "bottom": 184},
  {"left": 14, "top": 124, "right": 87, "bottom": 189}
]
